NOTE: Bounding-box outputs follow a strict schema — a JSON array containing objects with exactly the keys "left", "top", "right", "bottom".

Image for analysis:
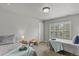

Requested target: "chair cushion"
[{"left": 74, "top": 35, "right": 79, "bottom": 44}]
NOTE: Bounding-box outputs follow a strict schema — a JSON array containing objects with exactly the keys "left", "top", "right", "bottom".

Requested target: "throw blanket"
[{"left": 49, "top": 40, "right": 63, "bottom": 52}]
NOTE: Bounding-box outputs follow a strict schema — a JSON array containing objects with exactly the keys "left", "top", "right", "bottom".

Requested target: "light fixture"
[
  {"left": 21, "top": 35, "right": 24, "bottom": 39},
  {"left": 42, "top": 7, "right": 50, "bottom": 13}
]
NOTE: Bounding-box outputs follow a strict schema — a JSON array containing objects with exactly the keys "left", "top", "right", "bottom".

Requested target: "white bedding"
[
  {"left": 0, "top": 43, "right": 19, "bottom": 55},
  {"left": 50, "top": 38, "right": 79, "bottom": 55},
  {"left": 61, "top": 40, "right": 79, "bottom": 55}
]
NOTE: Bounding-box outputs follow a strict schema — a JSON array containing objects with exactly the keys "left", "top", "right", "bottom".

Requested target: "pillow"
[
  {"left": 73, "top": 35, "right": 79, "bottom": 44},
  {"left": 0, "top": 36, "right": 6, "bottom": 45},
  {"left": 19, "top": 46, "right": 27, "bottom": 51},
  {"left": 0, "top": 36, "right": 4, "bottom": 42}
]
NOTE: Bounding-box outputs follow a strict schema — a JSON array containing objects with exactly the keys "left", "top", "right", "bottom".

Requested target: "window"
[{"left": 49, "top": 21, "right": 71, "bottom": 40}]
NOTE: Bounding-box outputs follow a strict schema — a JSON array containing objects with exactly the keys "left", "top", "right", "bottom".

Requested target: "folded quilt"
[{"left": 49, "top": 40, "right": 63, "bottom": 52}]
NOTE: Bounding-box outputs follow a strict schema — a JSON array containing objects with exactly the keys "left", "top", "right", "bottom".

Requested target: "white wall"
[
  {"left": 0, "top": 7, "right": 43, "bottom": 41},
  {"left": 43, "top": 14, "right": 79, "bottom": 41}
]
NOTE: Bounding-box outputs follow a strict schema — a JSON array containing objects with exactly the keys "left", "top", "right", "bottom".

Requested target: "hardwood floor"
[{"left": 33, "top": 42, "right": 63, "bottom": 56}]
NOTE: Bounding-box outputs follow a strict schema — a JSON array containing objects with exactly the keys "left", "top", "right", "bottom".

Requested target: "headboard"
[{"left": 0, "top": 34, "right": 16, "bottom": 45}]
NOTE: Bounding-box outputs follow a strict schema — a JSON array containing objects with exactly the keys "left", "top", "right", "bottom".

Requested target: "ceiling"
[{"left": 0, "top": 3, "right": 79, "bottom": 20}]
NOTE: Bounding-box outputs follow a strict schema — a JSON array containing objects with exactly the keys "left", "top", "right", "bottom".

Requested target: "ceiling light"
[{"left": 42, "top": 7, "right": 50, "bottom": 13}]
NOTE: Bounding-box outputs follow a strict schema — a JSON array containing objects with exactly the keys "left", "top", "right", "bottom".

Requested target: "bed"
[
  {"left": 49, "top": 38, "right": 79, "bottom": 55},
  {"left": 0, "top": 43, "right": 19, "bottom": 55},
  {"left": 3, "top": 44, "right": 37, "bottom": 56},
  {"left": 0, "top": 34, "right": 37, "bottom": 56},
  {"left": 0, "top": 43, "right": 37, "bottom": 56}
]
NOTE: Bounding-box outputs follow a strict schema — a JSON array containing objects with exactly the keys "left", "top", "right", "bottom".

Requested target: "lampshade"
[{"left": 21, "top": 35, "right": 24, "bottom": 39}]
